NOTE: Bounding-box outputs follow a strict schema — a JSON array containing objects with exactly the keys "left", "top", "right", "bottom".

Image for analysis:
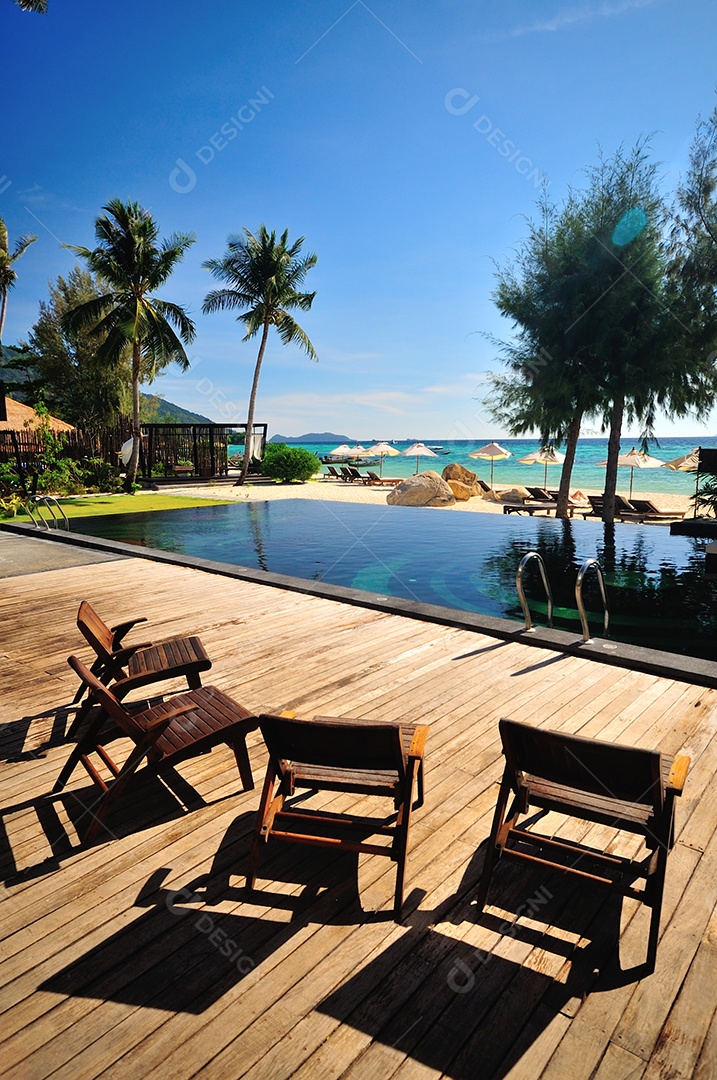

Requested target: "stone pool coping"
[{"left": 3, "top": 519, "right": 716, "bottom": 689}]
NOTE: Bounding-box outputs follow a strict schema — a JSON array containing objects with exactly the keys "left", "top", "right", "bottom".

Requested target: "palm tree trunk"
[
  {"left": 603, "top": 395, "right": 625, "bottom": 524},
  {"left": 125, "top": 343, "right": 142, "bottom": 489},
  {"left": 0, "top": 288, "right": 7, "bottom": 346},
  {"left": 237, "top": 320, "right": 271, "bottom": 486}
]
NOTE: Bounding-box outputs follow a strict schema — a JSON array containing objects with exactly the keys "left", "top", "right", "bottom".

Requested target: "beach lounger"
[
  {"left": 476, "top": 717, "right": 689, "bottom": 971},
  {"left": 324, "top": 465, "right": 343, "bottom": 480},
  {"left": 621, "top": 498, "right": 686, "bottom": 522},
  {"left": 56, "top": 655, "right": 258, "bottom": 844},
  {"left": 247, "top": 712, "right": 428, "bottom": 919},
  {"left": 503, "top": 500, "right": 556, "bottom": 515},
  {"left": 68, "top": 601, "right": 212, "bottom": 737},
  {"left": 366, "top": 471, "right": 401, "bottom": 486},
  {"left": 578, "top": 494, "right": 638, "bottom": 519},
  {"left": 526, "top": 486, "right": 553, "bottom": 502},
  {"left": 347, "top": 466, "right": 371, "bottom": 484},
  {"left": 339, "top": 467, "right": 355, "bottom": 482}
]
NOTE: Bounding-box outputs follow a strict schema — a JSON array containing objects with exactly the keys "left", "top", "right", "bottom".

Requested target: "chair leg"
[
  {"left": 82, "top": 739, "right": 153, "bottom": 845},
  {"left": 54, "top": 710, "right": 110, "bottom": 791},
  {"left": 646, "top": 843, "right": 669, "bottom": 970},
  {"left": 246, "top": 763, "right": 279, "bottom": 889},
  {"left": 229, "top": 734, "right": 254, "bottom": 791}
]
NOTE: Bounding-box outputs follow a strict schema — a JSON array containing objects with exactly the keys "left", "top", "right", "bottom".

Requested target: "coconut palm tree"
[
  {"left": 63, "top": 199, "right": 196, "bottom": 486},
  {"left": 14, "top": 1, "right": 47, "bottom": 10},
  {"left": 202, "top": 225, "right": 318, "bottom": 485},
  {"left": 0, "top": 217, "right": 37, "bottom": 345}
]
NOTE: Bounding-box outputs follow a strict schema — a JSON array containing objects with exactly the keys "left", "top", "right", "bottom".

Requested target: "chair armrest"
[
  {"left": 408, "top": 725, "right": 429, "bottom": 759},
  {"left": 110, "top": 617, "right": 148, "bottom": 648},
  {"left": 111, "top": 642, "right": 153, "bottom": 664},
  {"left": 666, "top": 754, "right": 690, "bottom": 794}
]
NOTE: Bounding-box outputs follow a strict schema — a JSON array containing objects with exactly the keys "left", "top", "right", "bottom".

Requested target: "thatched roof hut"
[{"left": 0, "top": 397, "right": 74, "bottom": 433}]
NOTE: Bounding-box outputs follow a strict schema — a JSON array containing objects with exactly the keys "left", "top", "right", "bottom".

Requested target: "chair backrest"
[
  {"left": 615, "top": 494, "right": 637, "bottom": 512},
  {"left": 367, "top": 471, "right": 380, "bottom": 482},
  {"left": 349, "top": 467, "right": 363, "bottom": 480},
  {"left": 476, "top": 479, "right": 490, "bottom": 493},
  {"left": 259, "top": 714, "right": 407, "bottom": 780},
  {"left": 587, "top": 496, "right": 604, "bottom": 512},
  {"left": 68, "top": 654, "right": 145, "bottom": 739},
  {"left": 327, "top": 466, "right": 341, "bottom": 478},
  {"left": 340, "top": 467, "right": 353, "bottom": 480},
  {"left": 499, "top": 718, "right": 664, "bottom": 811},
  {"left": 527, "top": 487, "right": 551, "bottom": 501},
  {"left": 77, "top": 600, "right": 114, "bottom": 661},
  {"left": 629, "top": 498, "right": 659, "bottom": 514}
]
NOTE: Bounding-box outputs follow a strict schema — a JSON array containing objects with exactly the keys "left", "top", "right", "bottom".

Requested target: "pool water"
[{"left": 69, "top": 500, "right": 717, "bottom": 661}]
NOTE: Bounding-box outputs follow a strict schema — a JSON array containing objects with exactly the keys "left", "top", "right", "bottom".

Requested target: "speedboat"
[{"left": 428, "top": 445, "right": 450, "bottom": 455}]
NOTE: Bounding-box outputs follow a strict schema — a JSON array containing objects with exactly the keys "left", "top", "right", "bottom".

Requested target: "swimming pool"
[{"left": 69, "top": 500, "right": 717, "bottom": 661}]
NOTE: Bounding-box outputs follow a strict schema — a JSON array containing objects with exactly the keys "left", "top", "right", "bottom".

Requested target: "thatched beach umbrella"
[
  {"left": 403, "top": 441, "right": 438, "bottom": 474},
  {"left": 468, "top": 441, "right": 512, "bottom": 489},
  {"left": 519, "top": 445, "right": 565, "bottom": 490},
  {"left": 366, "top": 441, "right": 400, "bottom": 476},
  {"left": 596, "top": 446, "right": 664, "bottom": 500}
]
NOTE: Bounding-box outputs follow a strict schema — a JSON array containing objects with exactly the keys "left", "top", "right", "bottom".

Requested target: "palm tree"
[
  {"left": 14, "top": 1, "right": 48, "bottom": 11},
  {"left": 63, "top": 199, "right": 196, "bottom": 486},
  {"left": 202, "top": 226, "right": 318, "bottom": 485},
  {"left": 0, "top": 217, "right": 37, "bottom": 346}
]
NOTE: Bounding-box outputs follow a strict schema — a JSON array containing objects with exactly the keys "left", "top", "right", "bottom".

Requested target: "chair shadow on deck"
[
  {"left": 1, "top": 702, "right": 76, "bottom": 764},
  {"left": 0, "top": 749, "right": 233, "bottom": 888},
  {"left": 39, "top": 820, "right": 389, "bottom": 1014}
]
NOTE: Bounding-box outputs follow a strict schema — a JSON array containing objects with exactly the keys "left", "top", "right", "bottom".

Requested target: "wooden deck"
[{"left": 1, "top": 551, "right": 716, "bottom": 1079}]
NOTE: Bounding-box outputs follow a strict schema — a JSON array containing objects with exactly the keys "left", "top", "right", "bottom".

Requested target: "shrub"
[
  {"left": 261, "top": 445, "right": 321, "bottom": 483},
  {"left": 80, "top": 457, "right": 124, "bottom": 493}
]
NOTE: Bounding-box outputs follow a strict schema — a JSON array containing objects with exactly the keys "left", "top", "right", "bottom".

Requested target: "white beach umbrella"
[
  {"left": 349, "top": 444, "right": 368, "bottom": 455},
  {"left": 519, "top": 445, "right": 566, "bottom": 490},
  {"left": 468, "top": 441, "right": 512, "bottom": 489},
  {"left": 664, "top": 447, "right": 701, "bottom": 516},
  {"left": 663, "top": 448, "right": 700, "bottom": 472},
  {"left": 366, "top": 441, "right": 401, "bottom": 475},
  {"left": 403, "top": 441, "right": 439, "bottom": 474},
  {"left": 596, "top": 446, "right": 664, "bottom": 499},
  {"left": 327, "top": 443, "right": 354, "bottom": 459}
]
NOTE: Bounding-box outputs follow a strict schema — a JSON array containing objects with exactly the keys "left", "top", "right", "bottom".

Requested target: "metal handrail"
[
  {"left": 32, "top": 496, "right": 69, "bottom": 530},
  {"left": 575, "top": 558, "right": 610, "bottom": 642},
  {"left": 516, "top": 551, "right": 554, "bottom": 631}
]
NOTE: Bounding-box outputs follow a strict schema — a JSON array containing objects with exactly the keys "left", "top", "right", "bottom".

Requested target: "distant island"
[{"left": 269, "top": 432, "right": 354, "bottom": 444}]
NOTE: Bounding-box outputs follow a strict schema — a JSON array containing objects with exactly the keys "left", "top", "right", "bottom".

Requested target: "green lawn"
[{"left": 6, "top": 492, "right": 235, "bottom": 523}]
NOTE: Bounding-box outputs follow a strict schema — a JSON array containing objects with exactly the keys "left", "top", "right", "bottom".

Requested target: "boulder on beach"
[
  {"left": 446, "top": 479, "right": 478, "bottom": 501},
  {"left": 442, "top": 462, "right": 477, "bottom": 486},
  {"left": 387, "top": 471, "right": 456, "bottom": 507}
]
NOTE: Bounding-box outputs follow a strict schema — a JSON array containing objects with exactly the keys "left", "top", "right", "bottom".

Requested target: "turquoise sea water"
[{"left": 254, "top": 437, "right": 709, "bottom": 497}]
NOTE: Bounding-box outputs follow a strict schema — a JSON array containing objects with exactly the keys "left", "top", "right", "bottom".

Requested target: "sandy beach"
[{"left": 153, "top": 476, "right": 693, "bottom": 517}]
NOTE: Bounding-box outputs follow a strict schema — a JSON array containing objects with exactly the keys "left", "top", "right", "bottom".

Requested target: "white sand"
[{"left": 152, "top": 478, "right": 692, "bottom": 517}]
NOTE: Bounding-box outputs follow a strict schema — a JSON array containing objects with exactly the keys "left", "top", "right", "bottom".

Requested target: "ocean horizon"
[{"left": 255, "top": 436, "right": 711, "bottom": 497}]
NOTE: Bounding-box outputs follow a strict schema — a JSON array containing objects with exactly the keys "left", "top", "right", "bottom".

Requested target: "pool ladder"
[
  {"left": 516, "top": 552, "right": 610, "bottom": 643},
  {"left": 25, "top": 496, "right": 70, "bottom": 531}
]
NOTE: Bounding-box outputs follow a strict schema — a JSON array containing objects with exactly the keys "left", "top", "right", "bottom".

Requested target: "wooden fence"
[{"left": 0, "top": 421, "right": 267, "bottom": 481}]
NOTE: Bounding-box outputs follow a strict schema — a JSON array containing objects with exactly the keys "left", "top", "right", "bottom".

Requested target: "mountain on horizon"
[{"left": 269, "top": 431, "right": 353, "bottom": 443}]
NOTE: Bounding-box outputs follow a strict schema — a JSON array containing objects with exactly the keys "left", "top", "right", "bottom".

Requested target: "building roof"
[{"left": 0, "top": 396, "right": 74, "bottom": 433}]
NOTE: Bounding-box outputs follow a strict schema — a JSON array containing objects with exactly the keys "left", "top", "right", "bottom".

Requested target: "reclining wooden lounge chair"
[
  {"left": 476, "top": 718, "right": 689, "bottom": 969},
  {"left": 247, "top": 713, "right": 428, "bottom": 919},
  {"left": 621, "top": 498, "right": 687, "bottom": 522},
  {"left": 56, "top": 655, "right": 258, "bottom": 844},
  {"left": 68, "top": 601, "right": 212, "bottom": 737},
  {"left": 366, "top": 471, "right": 401, "bottom": 486}
]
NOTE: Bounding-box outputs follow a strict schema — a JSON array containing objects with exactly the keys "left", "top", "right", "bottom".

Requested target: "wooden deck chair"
[
  {"left": 69, "top": 601, "right": 212, "bottom": 736},
  {"left": 247, "top": 713, "right": 428, "bottom": 919},
  {"left": 55, "top": 655, "right": 259, "bottom": 844},
  {"left": 526, "top": 486, "right": 553, "bottom": 502},
  {"left": 624, "top": 498, "right": 686, "bottom": 522},
  {"left": 476, "top": 718, "right": 689, "bottom": 968}
]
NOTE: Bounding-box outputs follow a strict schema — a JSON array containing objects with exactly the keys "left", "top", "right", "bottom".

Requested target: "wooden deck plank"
[{"left": 0, "top": 549, "right": 715, "bottom": 1079}]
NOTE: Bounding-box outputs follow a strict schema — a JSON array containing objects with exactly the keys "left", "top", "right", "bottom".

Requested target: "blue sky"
[{"left": 3, "top": 0, "right": 717, "bottom": 440}]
